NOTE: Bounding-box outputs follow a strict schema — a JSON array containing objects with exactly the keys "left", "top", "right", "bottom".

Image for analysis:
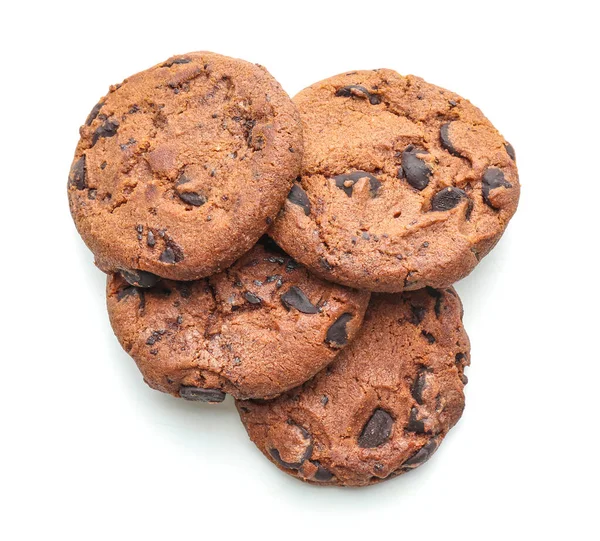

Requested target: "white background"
[{"left": 2, "top": 1, "right": 599, "bottom": 539}]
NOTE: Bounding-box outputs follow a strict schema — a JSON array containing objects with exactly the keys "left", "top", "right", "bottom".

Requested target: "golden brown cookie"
[
  {"left": 270, "top": 69, "right": 519, "bottom": 291},
  {"left": 107, "top": 240, "right": 370, "bottom": 401},
  {"left": 237, "top": 288, "right": 469, "bottom": 486},
  {"left": 68, "top": 52, "right": 302, "bottom": 283}
]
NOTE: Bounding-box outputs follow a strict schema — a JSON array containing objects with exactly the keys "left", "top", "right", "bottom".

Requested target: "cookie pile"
[{"left": 68, "top": 52, "right": 519, "bottom": 486}]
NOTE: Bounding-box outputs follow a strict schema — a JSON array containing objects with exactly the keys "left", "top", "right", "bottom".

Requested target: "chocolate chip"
[
  {"left": 321, "top": 395, "right": 329, "bottom": 406},
  {"left": 85, "top": 101, "right": 104, "bottom": 126},
  {"left": 335, "top": 85, "right": 381, "bottom": 105},
  {"left": 287, "top": 184, "right": 311, "bottom": 216},
  {"left": 325, "top": 313, "right": 353, "bottom": 347},
  {"left": 91, "top": 118, "right": 119, "bottom": 146},
  {"left": 482, "top": 167, "right": 512, "bottom": 207},
  {"left": 401, "top": 146, "right": 431, "bottom": 191},
  {"left": 421, "top": 330, "right": 436, "bottom": 344},
  {"left": 243, "top": 292, "right": 262, "bottom": 304},
  {"left": 120, "top": 269, "right": 161, "bottom": 288},
  {"left": 162, "top": 57, "right": 192, "bottom": 67},
  {"left": 147, "top": 231, "right": 156, "bottom": 247},
  {"left": 504, "top": 142, "right": 516, "bottom": 161},
  {"left": 412, "top": 368, "right": 428, "bottom": 405},
  {"left": 409, "top": 305, "right": 427, "bottom": 325},
  {"left": 455, "top": 352, "right": 467, "bottom": 365},
  {"left": 333, "top": 171, "right": 381, "bottom": 197},
  {"left": 358, "top": 409, "right": 394, "bottom": 448},
  {"left": 176, "top": 282, "right": 192, "bottom": 298},
  {"left": 68, "top": 156, "right": 87, "bottom": 190},
  {"left": 179, "top": 387, "right": 226, "bottom": 403},
  {"left": 431, "top": 187, "right": 468, "bottom": 211},
  {"left": 145, "top": 329, "right": 165, "bottom": 346},
  {"left": 402, "top": 438, "right": 440, "bottom": 469},
  {"left": 178, "top": 191, "right": 207, "bottom": 206},
  {"left": 406, "top": 406, "right": 427, "bottom": 433},
  {"left": 440, "top": 122, "right": 462, "bottom": 157},
  {"left": 159, "top": 247, "right": 176, "bottom": 264},
  {"left": 285, "top": 259, "right": 299, "bottom": 273},
  {"left": 310, "top": 461, "right": 334, "bottom": 482},
  {"left": 281, "top": 286, "right": 318, "bottom": 314}
]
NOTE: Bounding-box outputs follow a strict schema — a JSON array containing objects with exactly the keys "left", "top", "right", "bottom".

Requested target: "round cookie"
[
  {"left": 69, "top": 52, "right": 302, "bottom": 282},
  {"left": 237, "top": 288, "right": 470, "bottom": 486},
  {"left": 270, "top": 69, "right": 519, "bottom": 291},
  {"left": 107, "top": 240, "right": 370, "bottom": 401}
]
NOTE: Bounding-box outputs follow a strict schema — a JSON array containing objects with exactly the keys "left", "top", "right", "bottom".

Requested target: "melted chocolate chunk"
[
  {"left": 85, "top": 101, "right": 105, "bottom": 126},
  {"left": 440, "top": 122, "right": 463, "bottom": 157},
  {"left": 179, "top": 387, "right": 226, "bottom": 403},
  {"left": 406, "top": 406, "right": 427, "bottom": 434},
  {"left": 412, "top": 368, "right": 428, "bottom": 405},
  {"left": 243, "top": 292, "right": 262, "bottom": 304},
  {"left": 91, "top": 118, "right": 119, "bottom": 146},
  {"left": 333, "top": 171, "right": 381, "bottom": 197},
  {"left": 401, "top": 146, "right": 431, "bottom": 191},
  {"left": 310, "top": 461, "right": 334, "bottom": 482},
  {"left": 120, "top": 269, "right": 161, "bottom": 288},
  {"left": 402, "top": 438, "right": 440, "bottom": 469},
  {"left": 269, "top": 425, "right": 313, "bottom": 469},
  {"left": 482, "top": 168, "right": 512, "bottom": 207},
  {"left": 162, "top": 57, "right": 192, "bottom": 67},
  {"left": 270, "top": 448, "right": 303, "bottom": 469},
  {"left": 335, "top": 85, "right": 381, "bottom": 105},
  {"left": 287, "top": 184, "right": 311, "bottom": 216},
  {"left": 431, "top": 187, "right": 468, "bottom": 211},
  {"left": 325, "top": 313, "right": 353, "bottom": 347},
  {"left": 421, "top": 330, "right": 436, "bottom": 344},
  {"left": 116, "top": 285, "right": 139, "bottom": 301},
  {"left": 504, "top": 142, "right": 516, "bottom": 161},
  {"left": 409, "top": 305, "right": 427, "bottom": 325},
  {"left": 358, "top": 409, "right": 394, "bottom": 448},
  {"left": 178, "top": 191, "right": 207, "bottom": 206},
  {"left": 69, "top": 156, "right": 87, "bottom": 190},
  {"left": 159, "top": 247, "right": 177, "bottom": 264},
  {"left": 281, "top": 286, "right": 318, "bottom": 314},
  {"left": 425, "top": 286, "right": 443, "bottom": 316}
]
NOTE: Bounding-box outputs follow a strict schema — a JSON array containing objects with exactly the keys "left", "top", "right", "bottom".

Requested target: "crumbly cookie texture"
[
  {"left": 270, "top": 69, "right": 519, "bottom": 291},
  {"left": 69, "top": 52, "right": 302, "bottom": 282},
  {"left": 237, "top": 288, "right": 470, "bottom": 486},
  {"left": 107, "top": 240, "right": 370, "bottom": 401}
]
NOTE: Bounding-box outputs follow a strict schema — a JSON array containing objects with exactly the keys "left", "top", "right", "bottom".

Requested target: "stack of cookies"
[{"left": 68, "top": 52, "right": 519, "bottom": 487}]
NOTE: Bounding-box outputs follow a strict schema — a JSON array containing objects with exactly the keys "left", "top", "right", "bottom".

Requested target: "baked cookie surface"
[
  {"left": 237, "top": 288, "right": 469, "bottom": 486},
  {"left": 69, "top": 52, "right": 302, "bottom": 281},
  {"left": 270, "top": 69, "right": 519, "bottom": 291},
  {"left": 107, "top": 240, "right": 370, "bottom": 401}
]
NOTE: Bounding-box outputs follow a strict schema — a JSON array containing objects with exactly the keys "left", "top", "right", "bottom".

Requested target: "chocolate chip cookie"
[
  {"left": 270, "top": 69, "right": 519, "bottom": 291},
  {"left": 107, "top": 240, "right": 370, "bottom": 401},
  {"left": 237, "top": 288, "right": 469, "bottom": 486},
  {"left": 69, "top": 52, "right": 302, "bottom": 282}
]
